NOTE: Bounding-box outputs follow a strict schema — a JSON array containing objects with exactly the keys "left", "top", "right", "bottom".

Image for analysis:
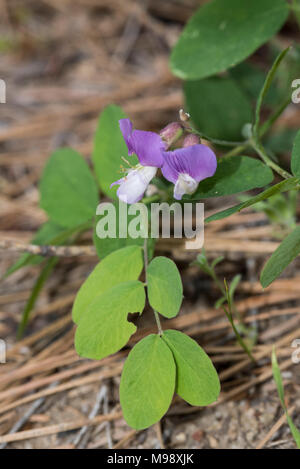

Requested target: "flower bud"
[
  {"left": 183, "top": 134, "right": 200, "bottom": 147},
  {"left": 160, "top": 122, "right": 182, "bottom": 146},
  {"left": 179, "top": 109, "right": 190, "bottom": 122}
]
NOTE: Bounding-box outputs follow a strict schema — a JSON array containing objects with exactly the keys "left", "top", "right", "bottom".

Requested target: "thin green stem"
[
  {"left": 223, "top": 280, "right": 256, "bottom": 363},
  {"left": 209, "top": 269, "right": 226, "bottom": 296},
  {"left": 17, "top": 257, "right": 58, "bottom": 339},
  {"left": 253, "top": 47, "right": 290, "bottom": 139},
  {"left": 153, "top": 310, "right": 163, "bottom": 336},
  {"left": 186, "top": 125, "right": 245, "bottom": 147},
  {"left": 259, "top": 97, "right": 291, "bottom": 137},
  {"left": 143, "top": 238, "right": 163, "bottom": 336},
  {"left": 223, "top": 143, "right": 248, "bottom": 158},
  {"left": 224, "top": 97, "right": 291, "bottom": 159},
  {"left": 250, "top": 138, "right": 292, "bottom": 180}
]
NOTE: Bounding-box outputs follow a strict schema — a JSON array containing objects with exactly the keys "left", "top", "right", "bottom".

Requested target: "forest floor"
[{"left": 0, "top": 0, "right": 300, "bottom": 449}]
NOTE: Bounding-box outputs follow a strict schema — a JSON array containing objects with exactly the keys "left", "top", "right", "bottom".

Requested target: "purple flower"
[
  {"left": 112, "top": 118, "right": 217, "bottom": 203},
  {"left": 162, "top": 144, "right": 217, "bottom": 200},
  {"left": 119, "top": 118, "right": 166, "bottom": 167},
  {"left": 111, "top": 119, "right": 166, "bottom": 203}
]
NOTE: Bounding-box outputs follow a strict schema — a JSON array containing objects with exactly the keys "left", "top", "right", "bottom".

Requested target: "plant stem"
[
  {"left": 259, "top": 96, "right": 291, "bottom": 137},
  {"left": 186, "top": 126, "right": 245, "bottom": 147},
  {"left": 17, "top": 257, "right": 58, "bottom": 339},
  {"left": 153, "top": 310, "right": 163, "bottom": 336},
  {"left": 223, "top": 280, "right": 256, "bottom": 363},
  {"left": 250, "top": 139, "right": 292, "bottom": 180},
  {"left": 207, "top": 266, "right": 255, "bottom": 362},
  {"left": 253, "top": 47, "right": 290, "bottom": 138},
  {"left": 223, "top": 97, "right": 291, "bottom": 159},
  {"left": 223, "top": 143, "right": 248, "bottom": 158},
  {"left": 143, "top": 238, "right": 163, "bottom": 336},
  {"left": 209, "top": 269, "right": 226, "bottom": 296}
]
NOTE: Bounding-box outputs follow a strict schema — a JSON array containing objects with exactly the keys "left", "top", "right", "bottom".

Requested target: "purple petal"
[
  {"left": 110, "top": 178, "right": 124, "bottom": 188},
  {"left": 119, "top": 119, "right": 134, "bottom": 154},
  {"left": 161, "top": 156, "right": 178, "bottom": 184},
  {"left": 162, "top": 144, "right": 217, "bottom": 183},
  {"left": 130, "top": 130, "right": 165, "bottom": 167},
  {"left": 119, "top": 119, "right": 165, "bottom": 167}
]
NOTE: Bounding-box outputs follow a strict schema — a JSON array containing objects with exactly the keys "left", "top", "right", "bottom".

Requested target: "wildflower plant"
[
  {"left": 5, "top": 0, "right": 300, "bottom": 434},
  {"left": 193, "top": 251, "right": 257, "bottom": 362}
]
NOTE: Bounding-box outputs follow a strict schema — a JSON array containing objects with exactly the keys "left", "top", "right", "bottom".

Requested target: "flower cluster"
[{"left": 111, "top": 119, "right": 217, "bottom": 204}]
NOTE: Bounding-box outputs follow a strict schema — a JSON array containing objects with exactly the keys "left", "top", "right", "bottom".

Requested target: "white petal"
[
  {"left": 117, "top": 166, "right": 157, "bottom": 204},
  {"left": 173, "top": 173, "right": 198, "bottom": 200}
]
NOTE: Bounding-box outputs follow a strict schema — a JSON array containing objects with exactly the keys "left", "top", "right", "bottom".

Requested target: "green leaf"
[
  {"left": 92, "top": 105, "right": 138, "bottom": 199},
  {"left": 291, "top": 130, "right": 300, "bottom": 178},
  {"left": 266, "top": 128, "right": 299, "bottom": 155},
  {"left": 230, "top": 62, "right": 279, "bottom": 106},
  {"left": 93, "top": 201, "right": 155, "bottom": 259},
  {"left": 292, "top": 0, "right": 300, "bottom": 30},
  {"left": 253, "top": 47, "right": 290, "bottom": 138},
  {"left": 211, "top": 256, "right": 224, "bottom": 269},
  {"left": 72, "top": 245, "right": 143, "bottom": 324},
  {"left": 120, "top": 334, "right": 175, "bottom": 429},
  {"left": 147, "top": 256, "right": 183, "bottom": 318},
  {"left": 205, "top": 203, "right": 244, "bottom": 223},
  {"left": 40, "top": 148, "right": 98, "bottom": 228},
  {"left": 170, "top": 0, "right": 288, "bottom": 80},
  {"left": 215, "top": 296, "right": 226, "bottom": 309},
  {"left": 205, "top": 178, "right": 299, "bottom": 223},
  {"left": 163, "top": 330, "right": 220, "bottom": 406},
  {"left": 189, "top": 156, "right": 273, "bottom": 200},
  {"left": 184, "top": 77, "right": 252, "bottom": 141},
  {"left": 4, "top": 221, "right": 65, "bottom": 277},
  {"left": 229, "top": 274, "right": 241, "bottom": 301},
  {"left": 261, "top": 225, "right": 300, "bottom": 288},
  {"left": 230, "top": 51, "right": 300, "bottom": 110},
  {"left": 194, "top": 251, "right": 213, "bottom": 275},
  {"left": 75, "top": 281, "right": 145, "bottom": 360},
  {"left": 287, "top": 414, "right": 300, "bottom": 449}
]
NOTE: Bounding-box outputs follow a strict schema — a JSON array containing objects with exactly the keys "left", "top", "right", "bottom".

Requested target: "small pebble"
[{"left": 175, "top": 432, "right": 186, "bottom": 444}]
